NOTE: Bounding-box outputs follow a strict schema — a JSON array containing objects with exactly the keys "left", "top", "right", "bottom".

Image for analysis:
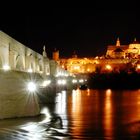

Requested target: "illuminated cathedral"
[
  {"left": 106, "top": 38, "right": 140, "bottom": 59},
  {"left": 57, "top": 37, "right": 140, "bottom": 74}
]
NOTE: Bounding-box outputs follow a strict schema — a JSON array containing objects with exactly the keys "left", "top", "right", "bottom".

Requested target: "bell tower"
[
  {"left": 52, "top": 48, "right": 59, "bottom": 61},
  {"left": 116, "top": 37, "right": 120, "bottom": 47}
]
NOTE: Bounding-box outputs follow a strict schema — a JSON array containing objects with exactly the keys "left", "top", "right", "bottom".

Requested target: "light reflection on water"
[
  {"left": 0, "top": 89, "right": 140, "bottom": 139},
  {"left": 104, "top": 89, "right": 113, "bottom": 137}
]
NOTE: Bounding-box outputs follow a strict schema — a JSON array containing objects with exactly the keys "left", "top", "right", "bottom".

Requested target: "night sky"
[{"left": 1, "top": 7, "right": 140, "bottom": 58}]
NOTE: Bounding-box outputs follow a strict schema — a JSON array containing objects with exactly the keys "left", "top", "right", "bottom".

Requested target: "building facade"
[
  {"left": 59, "top": 38, "right": 140, "bottom": 74},
  {"left": 106, "top": 38, "right": 140, "bottom": 59}
]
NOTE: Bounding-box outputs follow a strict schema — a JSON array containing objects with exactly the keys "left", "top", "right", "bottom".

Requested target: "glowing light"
[
  {"left": 72, "top": 79, "right": 77, "bottom": 83},
  {"left": 3, "top": 64, "right": 10, "bottom": 71},
  {"left": 74, "top": 66, "right": 80, "bottom": 70},
  {"left": 87, "top": 89, "right": 90, "bottom": 96},
  {"left": 40, "top": 107, "right": 51, "bottom": 123},
  {"left": 136, "top": 64, "right": 140, "bottom": 70},
  {"left": 57, "top": 80, "right": 61, "bottom": 85},
  {"left": 65, "top": 74, "right": 69, "bottom": 77},
  {"left": 46, "top": 72, "right": 50, "bottom": 75},
  {"left": 27, "top": 82, "right": 37, "bottom": 92},
  {"left": 104, "top": 89, "right": 112, "bottom": 136},
  {"left": 58, "top": 72, "right": 62, "bottom": 76},
  {"left": 79, "top": 79, "right": 84, "bottom": 83},
  {"left": 28, "top": 68, "right": 33, "bottom": 73},
  {"left": 56, "top": 72, "right": 64, "bottom": 77},
  {"left": 105, "top": 65, "right": 112, "bottom": 70},
  {"left": 42, "top": 80, "right": 51, "bottom": 87},
  {"left": 95, "top": 56, "right": 99, "bottom": 59},
  {"left": 106, "top": 89, "right": 112, "bottom": 96},
  {"left": 57, "top": 79, "right": 66, "bottom": 85},
  {"left": 95, "top": 60, "right": 99, "bottom": 64}
]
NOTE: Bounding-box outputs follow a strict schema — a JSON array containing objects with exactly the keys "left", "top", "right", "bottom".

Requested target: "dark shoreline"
[{"left": 88, "top": 72, "right": 140, "bottom": 89}]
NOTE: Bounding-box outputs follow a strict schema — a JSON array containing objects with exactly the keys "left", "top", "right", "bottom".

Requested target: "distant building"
[
  {"left": 59, "top": 38, "right": 140, "bottom": 74},
  {"left": 106, "top": 38, "right": 140, "bottom": 59},
  {"left": 52, "top": 48, "right": 59, "bottom": 61}
]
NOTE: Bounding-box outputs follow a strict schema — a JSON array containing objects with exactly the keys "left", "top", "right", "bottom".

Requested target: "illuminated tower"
[
  {"left": 42, "top": 45, "right": 47, "bottom": 57},
  {"left": 53, "top": 48, "right": 59, "bottom": 61},
  {"left": 116, "top": 37, "right": 120, "bottom": 47}
]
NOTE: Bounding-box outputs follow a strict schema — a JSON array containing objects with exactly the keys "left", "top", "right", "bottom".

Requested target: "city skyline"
[{"left": 1, "top": 8, "right": 139, "bottom": 58}]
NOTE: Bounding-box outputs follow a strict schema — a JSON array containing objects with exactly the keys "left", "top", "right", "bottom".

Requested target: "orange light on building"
[
  {"left": 105, "top": 64, "right": 112, "bottom": 71},
  {"left": 95, "top": 56, "right": 99, "bottom": 59},
  {"left": 136, "top": 64, "right": 140, "bottom": 73},
  {"left": 136, "top": 64, "right": 140, "bottom": 70},
  {"left": 73, "top": 65, "right": 80, "bottom": 70}
]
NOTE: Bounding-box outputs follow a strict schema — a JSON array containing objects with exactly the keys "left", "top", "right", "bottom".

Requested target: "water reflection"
[
  {"left": 55, "top": 90, "right": 68, "bottom": 132},
  {"left": 103, "top": 89, "right": 113, "bottom": 137},
  {"left": 87, "top": 88, "right": 90, "bottom": 96},
  {"left": 39, "top": 107, "right": 51, "bottom": 123},
  {"left": 71, "top": 89, "right": 82, "bottom": 138},
  {"left": 0, "top": 89, "right": 140, "bottom": 139},
  {"left": 69, "top": 89, "right": 140, "bottom": 139},
  {"left": 72, "top": 89, "right": 82, "bottom": 114},
  {"left": 55, "top": 90, "right": 67, "bottom": 115}
]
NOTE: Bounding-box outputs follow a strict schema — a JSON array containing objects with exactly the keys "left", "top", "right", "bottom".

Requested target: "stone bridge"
[{"left": 0, "top": 31, "right": 70, "bottom": 119}]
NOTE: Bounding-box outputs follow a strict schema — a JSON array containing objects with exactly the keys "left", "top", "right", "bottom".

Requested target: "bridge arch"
[{"left": 15, "top": 55, "right": 25, "bottom": 71}]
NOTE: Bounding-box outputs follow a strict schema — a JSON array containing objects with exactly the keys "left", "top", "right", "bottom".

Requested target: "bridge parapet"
[{"left": 0, "top": 31, "right": 70, "bottom": 77}]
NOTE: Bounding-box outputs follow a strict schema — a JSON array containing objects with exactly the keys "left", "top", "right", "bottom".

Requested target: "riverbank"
[{"left": 88, "top": 72, "right": 140, "bottom": 89}]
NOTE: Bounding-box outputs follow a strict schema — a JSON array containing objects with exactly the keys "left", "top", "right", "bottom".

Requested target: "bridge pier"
[{"left": 0, "top": 70, "right": 41, "bottom": 119}]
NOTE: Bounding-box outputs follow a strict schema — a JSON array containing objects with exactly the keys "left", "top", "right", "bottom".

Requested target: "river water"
[{"left": 0, "top": 89, "right": 140, "bottom": 140}]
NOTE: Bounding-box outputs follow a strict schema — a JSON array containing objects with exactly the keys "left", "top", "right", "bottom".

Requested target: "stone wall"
[{"left": 0, "top": 70, "right": 42, "bottom": 119}]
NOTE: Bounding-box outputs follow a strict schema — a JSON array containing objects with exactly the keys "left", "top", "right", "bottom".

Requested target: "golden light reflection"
[
  {"left": 72, "top": 89, "right": 82, "bottom": 113},
  {"left": 104, "top": 89, "right": 113, "bottom": 136},
  {"left": 87, "top": 88, "right": 90, "bottom": 96},
  {"left": 71, "top": 89, "right": 82, "bottom": 136},
  {"left": 55, "top": 91, "right": 66, "bottom": 114},
  {"left": 121, "top": 90, "right": 140, "bottom": 124},
  {"left": 40, "top": 107, "right": 51, "bottom": 123},
  {"left": 106, "top": 89, "right": 112, "bottom": 96}
]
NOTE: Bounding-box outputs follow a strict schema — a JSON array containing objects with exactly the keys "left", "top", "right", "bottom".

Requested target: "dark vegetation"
[{"left": 88, "top": 72, "right": 140, "bottom": 89}]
